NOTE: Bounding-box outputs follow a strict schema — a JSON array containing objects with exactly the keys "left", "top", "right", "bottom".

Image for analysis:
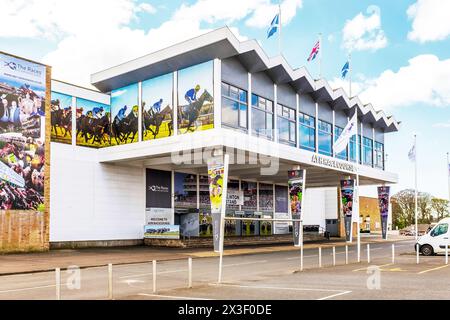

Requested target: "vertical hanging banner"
[
  {"left": 207, "top": 155, "right": 229, "bottom": 252},
  {"left": 340, "top": 179, "right": 355, "bottom": 242},
  {"left": 288, "top": 169, "right": 306, "bottom": 247},
  {"left": 377, "top": 186, "right": 390, "bottom": 240}
]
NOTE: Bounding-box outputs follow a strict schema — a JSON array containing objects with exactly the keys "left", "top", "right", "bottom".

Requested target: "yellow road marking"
[
  {"left": 352, "top": 263, "right": 393, "bottom": 272},
  {"left": 417, "top": 264, "right": 449, "bottom": 274}
]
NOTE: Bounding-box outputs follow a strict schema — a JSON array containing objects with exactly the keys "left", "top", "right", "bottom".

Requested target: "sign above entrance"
[{"left": 311, "top": 154, "right": 356, "bottom": 173}]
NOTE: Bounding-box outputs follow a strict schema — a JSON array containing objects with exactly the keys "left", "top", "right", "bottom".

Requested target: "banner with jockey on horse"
[
  {"left": 76, "top": 98, "right": 111, "bottom": 148},
  {"left": 177, "top": 61, "right": 214, "bottom": 134},
  {"left": 110, "top": 83, "right": 139, "bottom": 145},
  {"left": 50, "top": 91, "right": 72, "bottom": 144},
  {"left": 142, "top": 73, "right": 173, "bottom": 141}
]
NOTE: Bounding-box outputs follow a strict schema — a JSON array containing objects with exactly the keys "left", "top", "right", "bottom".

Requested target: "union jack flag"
[{"left": 307, "top": 40, "right": 320, "bottom": 62}]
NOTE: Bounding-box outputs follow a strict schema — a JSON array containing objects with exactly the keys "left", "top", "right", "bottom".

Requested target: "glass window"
[
  {"left": 431, "top": 224, "right": 448, "bottom": 237},
  {"left": 334, "top": 126, "right": 348, "bottom": 160},
  {"left": 221, "top": 82, "right": 248, "bottom": 130},
  {"left": 318, "top": 120, "right": 332, "bottom": 156},
  {"left": 251, "top": 94, "right": 274, "bottom": 139},
  {"left": 299, "top": 112, "right": 315, "bottom": 151},
  {"left": 277, "top": 104, "right": 296, "bottom": 146},
  {"left": 363, "top": 137, "right": 373, "bottom": 167},
  {"left": 374, "top": 142, "right": 384, "bottom": 170},
  {"left": 174, "top": 172, "right": 197, "bottom": 208},
  {"left": 241, "top": 181, "right": 257, "bottom": 211},
  {"left": 199, "top": 175, "right": 210, "bottom": 209}
]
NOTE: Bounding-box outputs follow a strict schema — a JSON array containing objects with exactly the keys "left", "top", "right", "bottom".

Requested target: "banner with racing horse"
[
  {"left": 76, "top": 97, "right": 111, "bottom": 148},
  {"left": 110, "top": 83, "right": 138, "bottom": 145},
  {"left": 50, "top": 91, "right": 72, "bottom": 144},
  {"left": 177, "top": 61, "right": 214, "bottom": 134},
  {"left": 142, "top": 73, "right": 173, "bottom": 141}
]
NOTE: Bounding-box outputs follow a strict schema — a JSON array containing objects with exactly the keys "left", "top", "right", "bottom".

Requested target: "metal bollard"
[
  {"left": 392, "top": 244, "right": 395, "bottom": 264},
  {"left": 55, "top": 268, "right": 61, "bottom": 300},
  {"left": 108, "top": 263, "right": 113, "bottom": 300},
  {"left": 332, "top": 247, "right": 336, "bottom": 266},
  {"left": 318, "top": 247, "right": 322, "bottom": 268},
  {"left": 152, "top": 260, "right": 157, "bottom": 293},
  {"left": 367, "top": 244, "right": 370, "bottom": 263},
  {"left": 188, "top": 257, "right": 192, "bottom": 288},
  {"left": 300, "top": 245, "right": 304, "bottom": 271},
  {"left": 345, "top": 245, "right": 348, "bottom": 265},
  {"left": 416, "top": 244, "right": 420, "bottom": 264}
]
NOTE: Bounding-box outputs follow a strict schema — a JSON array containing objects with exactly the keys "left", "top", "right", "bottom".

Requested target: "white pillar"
[
  {"left": 273, "top": 84, "right": 278, "bottom": 142},
  {"left": 138, "top": 81, "right": 142, "bottom": 142},
  {"left": 248, "top": 72, "right": 252, "bottom": 135},
  {"left": 315, "top": 102, "right": 319, "bottom": 153},
  {"left": 71, "top": 96, "right": 76, "bottom": 146},
  {"left": 173, "top": 71, "right": 178, "bottom": 136},
  {"left": 213, "top": 58, "right": 222, "bottom": 130},
  {"left": 296, "top": 93, "right": 300, "bottom": 148}
]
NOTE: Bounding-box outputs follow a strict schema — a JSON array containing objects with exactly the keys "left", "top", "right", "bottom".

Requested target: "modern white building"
[{"left": 47, "top": 27, "right": 399, "bottom": 247}]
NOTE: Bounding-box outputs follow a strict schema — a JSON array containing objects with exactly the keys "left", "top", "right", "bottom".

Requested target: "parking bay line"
[
  {"left": 417, "top": 264, "right": 449, "bottom": 274},
  {"left": 210, "top": 282, "right": 351, "bottom": 294},
  {"left": 137, "top": 293, "right": 212, "bottom": 300},
  {"left": 352, "top": 263, "right": 393, "bottom": 272},
  {"left": 0, "top": 284, "right": 55, "bottom": 294}
]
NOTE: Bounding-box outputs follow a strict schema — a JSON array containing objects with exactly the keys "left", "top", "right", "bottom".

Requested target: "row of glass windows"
[{"left": 221, "top": 82, "right": 385, "bottom": 169}]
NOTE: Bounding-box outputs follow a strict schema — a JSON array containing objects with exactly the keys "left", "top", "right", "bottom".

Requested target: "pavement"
[
  {"left": 0, "top": 234, "right": 413, "bottom": 275},
  {"left": 2, "top": 238, "right": 450, "bottom": 300}
]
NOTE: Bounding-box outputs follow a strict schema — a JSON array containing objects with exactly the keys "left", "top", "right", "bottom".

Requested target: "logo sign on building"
[
  {"left": 341, "top": 179, "right": 355, "bottom": 242},
  {"left": 144, "top": 224, "right": 179, "bottom": 239},
  {"left": 146, "top": 169, "right": 172, "bottom": 209},
  {"left": 377, "top": 186, "right": 390, "bottom": 240},
  {"left": 289, "top": 169, "right": 306, "bottom": 247}
]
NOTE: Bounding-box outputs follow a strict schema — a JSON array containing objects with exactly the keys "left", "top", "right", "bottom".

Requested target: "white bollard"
[
  {"left": 55, "top": 268, "right": 61, "bottom": 300},
  {"left": 345, "top": 245, "right": 348, "bottom": 265},
  {"left": 152, "top": 260, "right": 157, "bottom": 293},
  {"left": 300, "top": 245, "right": 304, "bottom": 271},
  {"left": 416, "top": 244, "right": 420, "bottom": 264},
  {"left": 332, "top": 247, "right": 336, "bottom": 266},
  {"left": 318, "top": 247, "right": 322, "bottom": 268},
  {"left": 367, "top": 244, "right": 371, "bottom": 264},
  {"left": 108, "top": 263, "right": 113, "bottom": 300},
  {"left": 188, "top": 257, "right": 192, "bottom": 288},
  {"left": 392, "top": 244, "right": 395, "bottom": 264}
]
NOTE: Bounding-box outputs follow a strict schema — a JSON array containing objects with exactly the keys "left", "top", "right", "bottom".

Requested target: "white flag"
[
  {"left": 333, "top": 112, "right": 358, "bottom": 154},
  {"left": 408, "top": 144, "right": 416, "bottom": 162}
]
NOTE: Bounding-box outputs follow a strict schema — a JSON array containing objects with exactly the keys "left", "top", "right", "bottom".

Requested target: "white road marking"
[
  {"left": 417, "top": 265, "right": 449, "bottom": 274},
  {"left": 0, "top": 284, "right": 54, "bottom": 294},
  {"left": 210, "top": 283, "right": 347, "bottom": 293},
  {"left": 223, "top": 260, "right": 268, "bottom": 267},
  {"left": 137, "top": 293, "right": 212, "bottom": 300},
  {"left": 317, "top": 291, "right": 352, "bottom": 300}
]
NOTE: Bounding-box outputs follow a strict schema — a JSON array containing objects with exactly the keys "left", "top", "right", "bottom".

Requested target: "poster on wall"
[
  {"left": 144, "top": 224, "right": 179, "bottom": 239},
  {"left": 0, "top": 52, "right": 47, "bottom": 211},
  {"left": 199, "top": 210, "right": 212, "bottom": 237},
  {"left": 289, "top": 170, "right": 305, "bottom": 246},
  {"left": 180, "top": 211, "right": 200, "bottom": 237},
  {"left": 76, "top": 98, "right": 110, "bottom": 148},
  {"left": 50, "top": 91, "right": 72, "bottom": 144},
  {"left": 146, "top": 169, "right": 172, "bottom": 209},
  {"left": 377, "top": 186, "right": 390, "bottom": 240},
  {"left": 274, "top": 185, "right": 289, "bottom": 235},
  {"left": 341, "top": 179, "right": 355, "bottom": 242},
  {"left": 142, "top": 73, "right": 173, "bottom": 141},
  {"left": 177, "top": 61, "right": 214, "bottom": 134},
  {"left": 110, "top": 83, "right": 138, "bottom": 145}
]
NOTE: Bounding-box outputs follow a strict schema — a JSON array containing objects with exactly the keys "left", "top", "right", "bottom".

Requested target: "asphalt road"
[{"left": 1, "top": 239, "right": 449, "bottom": 300}]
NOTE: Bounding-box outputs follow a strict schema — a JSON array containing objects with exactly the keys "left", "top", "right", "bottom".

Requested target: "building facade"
[{"left": 0, "top": 27, "right": 400, "bottom": 251}]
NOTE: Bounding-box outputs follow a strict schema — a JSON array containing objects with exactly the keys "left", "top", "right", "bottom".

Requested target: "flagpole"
[
  {"left": 278, "top": 1, "right": 282, "bottom": 55},
  {"left": 348, "top": 52, "right": 352, "bottom": 98},
  {"left": 355, "top": 108, "right": 360, "bottom": 262},
  {"left": 414, "top": 134, "right": 418, "bottom": 241},
  {"left": 318, "top": 33, "right": 323, "bottom": 79}
]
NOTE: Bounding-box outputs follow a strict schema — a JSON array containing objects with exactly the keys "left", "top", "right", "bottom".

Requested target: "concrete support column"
[{"left": 213, "top": 58, "right": 222, "bottom": 130}]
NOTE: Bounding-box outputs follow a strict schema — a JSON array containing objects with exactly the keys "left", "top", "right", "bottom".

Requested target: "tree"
[
  {"left": 391, "top": 189, "right": 434, "bottom": 229},
  {"left": 431, "top": 198, "right": 450, "bottom": 220}
]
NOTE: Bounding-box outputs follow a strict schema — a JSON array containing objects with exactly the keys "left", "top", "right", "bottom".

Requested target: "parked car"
[{"left": 416, "top": 218, "right": 450, "bottom": 256}]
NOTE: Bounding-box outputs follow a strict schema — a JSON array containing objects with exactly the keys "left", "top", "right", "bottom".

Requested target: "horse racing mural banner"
[
  {"left": 76, "top": 98, "right": 111, "bottom": 148},
  {"left": 110, "top": 83, "right": 138, "bottom": 145},
  {"left": 177, "top": 61, "right": 214, "bottom": 134},
  {"left": 142, "top": 73, "right": 173, "bottom": 141},
  {"left": 51, "top": 91, "right": 72, "bottom": 144},
  {"left": 0, "top": 52, "right": 47, "bottom": 211}
]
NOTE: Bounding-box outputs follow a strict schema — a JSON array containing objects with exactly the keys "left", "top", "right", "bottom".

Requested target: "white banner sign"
[
  {"left": 226, "top": 190, "right": 244, "bottom": 206},
  {"left": 145, "top": 207, "right": 173, "bottom": 225}
]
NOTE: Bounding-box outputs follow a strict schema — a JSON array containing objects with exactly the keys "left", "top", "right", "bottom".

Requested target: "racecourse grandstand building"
[{"left": 0, "top": 27, "right": 399, "bottom": 251}]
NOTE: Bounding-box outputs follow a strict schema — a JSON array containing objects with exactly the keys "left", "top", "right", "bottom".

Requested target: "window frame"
[
  {"left": 298, "top": 112, "right": 316, "bottom": 152},
  {"left": 334, "top": 126, "right": 348, "bottom": 160},
  {"left": 362, "top": 136, "right": 374, "bottom": 167},
  {"left": 318, "top": 119, "right": 332, "bottom": 156},
  {"left": 276, "top": 103, "right": 296, "bottom": 146},
  {"left": 251, "top": 93, "right": 274, "bottom": 140},
  {"left": 221, "top": 82, "right": 248, "bottom": 131}
]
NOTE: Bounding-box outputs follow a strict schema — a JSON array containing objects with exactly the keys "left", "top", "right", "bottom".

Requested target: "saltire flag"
[
  {"left": 341, "top": 61, "right": 350, "bottom": 78},
  {"left": 307, "top": 40, "right": 320, "bottom": 62},
  {"left": 408, "top": 143, "right": 416, "bottom": 162},
  {"left": 333, "top": 112, "right": 358, "bottom": 154},
  {"left": 267, "top": 13, "right": 280, "bottom": 39}
]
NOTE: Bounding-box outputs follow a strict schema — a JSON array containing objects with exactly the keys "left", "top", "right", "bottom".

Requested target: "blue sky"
[{"left": 2, "top": 0, "right": 449, "bottom": 199}]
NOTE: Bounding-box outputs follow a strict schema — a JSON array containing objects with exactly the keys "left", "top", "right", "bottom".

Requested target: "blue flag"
[
  {"left": 267, "top": 14, "right": 279, "bottom": 39},
  {"left": 341, "top": 61, "right": 350, "bottom": 78}
]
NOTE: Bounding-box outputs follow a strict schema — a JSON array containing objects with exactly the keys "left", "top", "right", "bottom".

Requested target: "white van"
[{"left": 416, "top": 217, "right": 450, "bottom": 256}]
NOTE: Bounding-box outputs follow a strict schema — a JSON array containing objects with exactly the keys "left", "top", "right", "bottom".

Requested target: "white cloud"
[
  {"left": 137, "top": 2, "right": 157, "bottom": 14},
  {"left": 342, "top": 5, "right": 387, "bottom": 52},
  {"left": 433, "top": 121, "right": 450, "bottom": 128},
  {"left": 407, "top": 0, "right": 450, "bottom": 43},
  {"left": 329, "top": 55, "right": 450, "bottom": 112}
]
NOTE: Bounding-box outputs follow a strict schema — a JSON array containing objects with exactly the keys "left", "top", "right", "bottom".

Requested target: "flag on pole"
[
  {"left": 267, "top": 13, "right": 280, "bottom": 39},
  {"left": 408, "top": 143, "right": 416, "bottom": 162},
  {"left": 307, "top": 40, "right": 320, "bottom": 62},
  {"left": 333, "top": 112, "right": 358, "bottom": 154},
  {"left": 341, "top": 61, "right": 350, "bottom": 78}
]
